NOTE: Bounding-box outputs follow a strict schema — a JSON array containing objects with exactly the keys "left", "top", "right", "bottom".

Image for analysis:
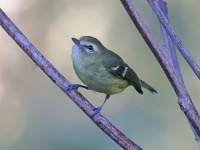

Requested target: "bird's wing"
[{"left": 102, "top": 50, "right": 143, "bottom": 94}]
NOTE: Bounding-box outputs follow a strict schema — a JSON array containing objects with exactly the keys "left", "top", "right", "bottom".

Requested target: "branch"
[
  {"left": 159, "top": 1, "right": 181, "bottom": 78},
  {"left": 120, "top": 0, "right": 200, "bottom": 141},
  {"left": 147, "top": 0, "right": 200, "bottom": 79},
  {"left": 0, "top": 8, "right": 142, "bottom": 150},
  {"left": 158, "top": 0, "right": 200, "bottom": 143}
]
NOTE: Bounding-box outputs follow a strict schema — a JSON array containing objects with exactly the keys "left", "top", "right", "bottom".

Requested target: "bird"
[{"left": 67, "top": 36, "right": 157, "bottom": 116}]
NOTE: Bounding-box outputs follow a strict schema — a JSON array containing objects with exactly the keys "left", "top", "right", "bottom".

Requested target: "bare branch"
[
  {"left": 158, "top": 0, "right": 200, "bottom": 143},
  {"left": 159, "top": 1, "right": 181, "bottom": 78},
  {"left": 147, "top": 0, "right": 200, "bottom": 79},
  {"left": 0, "top": 8, "right": 142, "bottom": 150},
  {"left": 121, "top": 0, "right": 200, "bottom": 141}
]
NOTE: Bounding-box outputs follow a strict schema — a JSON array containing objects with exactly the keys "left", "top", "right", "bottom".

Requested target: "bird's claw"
[
  {"left": 66, "top": 84, "right": 80, "bottom": 91},
  {"left": 92, "top": 107, "right": 102, "bottom": 116}
]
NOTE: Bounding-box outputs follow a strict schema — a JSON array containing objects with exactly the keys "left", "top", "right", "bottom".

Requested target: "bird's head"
[{"left": 72, "top": 36, "right": 106, "bottom": 55}]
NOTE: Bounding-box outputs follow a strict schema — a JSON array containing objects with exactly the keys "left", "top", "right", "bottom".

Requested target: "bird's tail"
[{"left": 140, "top": 80, "right": 157, "bottom": 94}]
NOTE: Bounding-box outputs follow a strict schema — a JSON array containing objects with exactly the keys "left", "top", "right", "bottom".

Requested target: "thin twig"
[
  {"left": 0, "top": 8, "right": 142, "bottom": 150},
  {"left": 147, "top": 0, "right": 200, "bottom": 79},
  {"left": 120, "top": 0, "right": 200, "bottom": 140},
  {"left": 159, "top": 1, "right": 181, "bottom": 78}
]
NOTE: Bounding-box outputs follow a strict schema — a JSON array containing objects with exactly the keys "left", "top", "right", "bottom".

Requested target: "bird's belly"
[
  {"left": 88, "top": 77, "right": 129, "bottom": 95},
  {"left": 76, "top": 67, "right": 129, "bottom": 95}
]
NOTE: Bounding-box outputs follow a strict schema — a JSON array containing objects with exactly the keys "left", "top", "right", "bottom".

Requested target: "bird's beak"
[{"left": 72, "top": 38, "right": 80, "bottom": 46}]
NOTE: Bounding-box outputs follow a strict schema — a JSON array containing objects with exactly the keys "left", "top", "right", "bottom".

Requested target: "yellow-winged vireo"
[{"left": 67, "top": 36, "right": 157, "bottom": 116}]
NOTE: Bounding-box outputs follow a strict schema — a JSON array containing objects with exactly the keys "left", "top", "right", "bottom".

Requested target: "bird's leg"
[
  {"left": 92, "top": 95, "right": 110, "bottom": 116},
  {"left": 66, "top": 84, "right": 88, "bottom": 90}
]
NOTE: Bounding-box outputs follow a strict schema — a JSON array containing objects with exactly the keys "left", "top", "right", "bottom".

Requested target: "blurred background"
[{"left": 0, "top": 0, "right": 200, "bottom": 149}]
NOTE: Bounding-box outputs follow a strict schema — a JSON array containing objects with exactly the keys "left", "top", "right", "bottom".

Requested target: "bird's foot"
[
  {"left": 92, "top": 107, "right": 102, "bottom": 116},
  {"left": 66, "top": 84, "right": 81, "bottom": 90},
  {"left": 66, "top": 84, "right": 89, "bottom": 91}
]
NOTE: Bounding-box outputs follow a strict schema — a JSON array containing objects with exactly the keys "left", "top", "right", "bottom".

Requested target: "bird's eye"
[{"left": 87, "top": 45, "right": 94, "bottom": 51}]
